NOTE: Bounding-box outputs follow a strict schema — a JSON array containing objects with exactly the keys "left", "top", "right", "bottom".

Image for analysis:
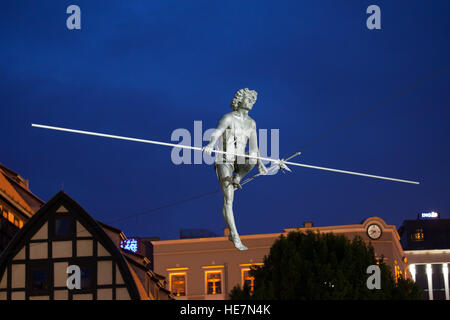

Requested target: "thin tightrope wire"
[{"left": 27, "top": 62, "right": 450, "bottom": 244}]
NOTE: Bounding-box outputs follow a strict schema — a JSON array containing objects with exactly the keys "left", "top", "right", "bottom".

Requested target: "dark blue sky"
[{"left": 1, "top": 1, "right": 449, "bottom": 240}]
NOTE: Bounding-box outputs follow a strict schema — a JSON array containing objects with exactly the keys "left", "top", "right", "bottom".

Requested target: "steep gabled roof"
[{"left": 0, "top": 190, "right": 147, "bottom": 300}]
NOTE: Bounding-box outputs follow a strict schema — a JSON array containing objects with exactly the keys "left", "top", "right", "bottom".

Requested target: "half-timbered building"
[{"left": 0, "top": 191, "right": 172, "bottom": 300}]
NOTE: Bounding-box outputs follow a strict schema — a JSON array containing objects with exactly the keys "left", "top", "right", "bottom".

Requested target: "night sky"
[{"left": 1, "top": 1, "right": 449, "bottom": 240}]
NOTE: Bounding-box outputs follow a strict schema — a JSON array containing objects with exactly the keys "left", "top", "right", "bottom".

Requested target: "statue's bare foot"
[
  {"left": 229, "top": 234, "right": 248, "bottom": 250},
  {"left": 234, "top": 241, "right": 248, "bottom": 251}
]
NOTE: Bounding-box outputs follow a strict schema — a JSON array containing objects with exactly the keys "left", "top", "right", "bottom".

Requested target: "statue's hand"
[
  {"left": 258, "top": 164, "right": 268, "bottom": 175},
  {"left": 202, "top": 144, "right": 215, "bottom": 156}
]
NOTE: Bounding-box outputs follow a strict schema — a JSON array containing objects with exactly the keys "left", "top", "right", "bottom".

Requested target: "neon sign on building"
[
  {"left": 120, "top": 238, "right": 138, "bottom": 253},
  {"left": 420, "top": 212, "right": 440, "bottom": 219}
]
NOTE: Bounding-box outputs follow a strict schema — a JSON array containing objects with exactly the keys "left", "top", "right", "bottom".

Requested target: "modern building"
[
  {"left": 150, "top": 216, "right": 408, "bottom": 300},
  {"left": 0, "top": 163, "right": 43, "bottom": 253},
  {"left": 399, "top": 212, "right": 450, "bottom": 300},
  {"left": 0, "top": 191, "right": 173, "bottom": 300}
]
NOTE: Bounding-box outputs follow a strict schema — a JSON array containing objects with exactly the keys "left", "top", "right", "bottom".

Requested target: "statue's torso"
[{"left": 217, "top": 112, "right": 254, "bottom": 163}]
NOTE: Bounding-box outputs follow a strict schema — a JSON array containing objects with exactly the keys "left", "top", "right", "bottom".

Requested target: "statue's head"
[{"left": 230, "top": 88, "right": 257, "bottom": 111}]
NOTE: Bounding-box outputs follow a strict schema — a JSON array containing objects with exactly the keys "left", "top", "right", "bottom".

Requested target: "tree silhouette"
[{"left": 230, "top": 231, "right": 422, "bottom": 300}]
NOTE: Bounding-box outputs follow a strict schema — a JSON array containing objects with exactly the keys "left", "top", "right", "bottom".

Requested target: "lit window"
[
  {"left": 2, "top": 211, "right": 7, "bottom": 219},
  {"left": 242, "top": 269, "right": 255, "bottom": 292},
  {"left": 19, "top": 220, "right": 23, "bottom": 229},
  {"left": 8, "top": 212, "right": 14, "bottom": 224},
  {"left": 206, "top": 271, "right": 222, "bottom": 295},
  {"left": 412, "top": 228, "right": 424, "bottom": 241},
  {"left": 170, "top": 273, "right": 186, "bottom": 297}
]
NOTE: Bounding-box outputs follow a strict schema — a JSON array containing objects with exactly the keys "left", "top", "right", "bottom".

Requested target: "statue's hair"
[{"left": 230, "top": 88, "right": 257, "bottom": 111}]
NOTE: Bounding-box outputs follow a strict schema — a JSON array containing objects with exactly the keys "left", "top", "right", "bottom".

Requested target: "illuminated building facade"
[
  {"left": 399, "top": 213, "right": 450, "bottom": 300},
  {"left": 0, "top": 163, "right": 43, "bottom": 253},
  {"left": 0, "top": 191, "right": 173, "bottom": 300},
  {"left": 150, "top": 217, "right": 407, "bottom": 300}
]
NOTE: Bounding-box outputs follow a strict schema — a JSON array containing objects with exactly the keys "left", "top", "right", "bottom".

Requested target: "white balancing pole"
[{"left": 31, "top": 123, "right": 420, "bottom": 185}]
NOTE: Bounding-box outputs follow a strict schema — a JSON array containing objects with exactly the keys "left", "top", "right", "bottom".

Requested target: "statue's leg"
[
  {"left": 233, "top": 157, "right": 256, "bottom": 187},
  {"left": 215, "top": 163, "right": 248, "bottom": 250}
]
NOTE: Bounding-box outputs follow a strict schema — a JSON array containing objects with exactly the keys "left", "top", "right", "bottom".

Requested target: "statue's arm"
[
  {"left": 203, "top": 114, "right": 230, "bottom": 154},
  {"left": 249, "top": 121, "right": 268, "bottom": 174},
  {"left": 249, "top": 123, "right": 259, "bottom": 159}
]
